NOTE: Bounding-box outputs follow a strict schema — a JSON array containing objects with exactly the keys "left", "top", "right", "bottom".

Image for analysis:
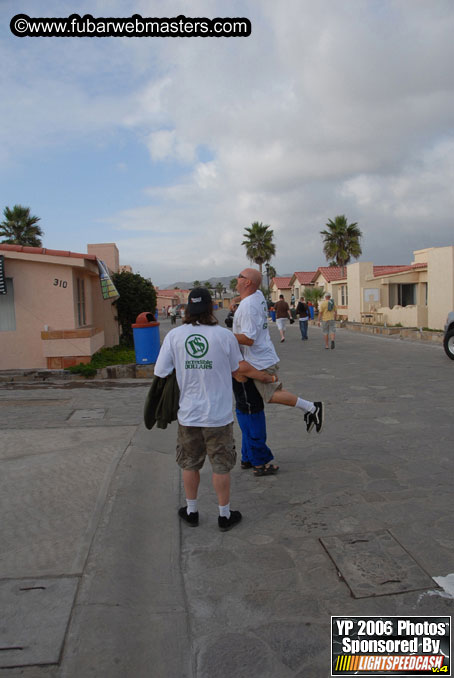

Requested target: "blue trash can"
[
  {"left": 309, "top": 305, "right": 315, "bottom": 319},
  {"left": 270, "top": 309, "right": 276, "bottom": 322},
  {"left": 132, "top": 312, "right": 160, "bottom": 364}
]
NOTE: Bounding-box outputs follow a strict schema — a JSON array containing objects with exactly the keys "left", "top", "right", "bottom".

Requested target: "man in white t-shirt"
[
  {"left": 233, "top": 268, "right": 324, "bottom": 433},
  {"left": 154, "top": 287, "right": 276, "bottom": 531}
]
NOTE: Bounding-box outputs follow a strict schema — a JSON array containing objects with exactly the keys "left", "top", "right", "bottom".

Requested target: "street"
[{"left": 0, "top": 315, "right": 452, "bottom": 677}]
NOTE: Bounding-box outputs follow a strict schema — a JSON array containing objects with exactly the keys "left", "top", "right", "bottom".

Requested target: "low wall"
[
  {"left": 0, "top": 363, "right": 155, "bottom": 383},
  {"left": 345, "top": 322, "right": 443, "bottom": 344}
]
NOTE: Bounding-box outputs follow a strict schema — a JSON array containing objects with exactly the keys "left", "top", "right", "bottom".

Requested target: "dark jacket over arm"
[{"left": 144, "top": 370, "right": 180, "bottom": 429}]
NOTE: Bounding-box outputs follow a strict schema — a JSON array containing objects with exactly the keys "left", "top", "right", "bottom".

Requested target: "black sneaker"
[
  {"left": 304, "top": 410, "right": 314, "bottom": 433},
  {"left": 312, "top": 401, "right": 324, "bottom": 433},
  {"left": 218, "top": 510, "right": 242, "bottom": 532},
  {"left": 178, "top": 507, "right": 199, "bottom": 527},
  {"left": 331, "top": 340, "right": 335, "bottom": 349}
]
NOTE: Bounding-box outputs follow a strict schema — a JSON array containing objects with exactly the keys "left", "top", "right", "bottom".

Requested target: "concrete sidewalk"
[{"left": 0, "top": 317, "right": 453, "bottom": 677}]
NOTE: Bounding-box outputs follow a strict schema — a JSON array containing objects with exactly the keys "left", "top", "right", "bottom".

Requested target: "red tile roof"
[
  {"left": 0, "top": 243, "right": 97, "bottom": 260},
  {"left": 293, "top": 271, "right": 317, "bottom": 285},
  {"left": 315, "top": 266, "right": 347, "bottom": 282},
  {"left": 271, "top": 276, "right": 292, "bottom": 289},
  {"left": 373, "top": 263, "right": 427, "bottom": 277}
]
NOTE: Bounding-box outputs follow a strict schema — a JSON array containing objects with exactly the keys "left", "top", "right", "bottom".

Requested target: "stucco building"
[
  {"left": 277, "top": 245, "right": 453, "bottom": 330},
  {"left": 288, "top": 271, "right": 316, "bottom": 302},
  {"left": 0, "top": 243, "right": 121, "bottom": 370},
  {"left": 270, "top": 277, "right": 292, "bottom": 304},
  {"left": 346, "top": 246, "right": 454, "bottom": 329}
]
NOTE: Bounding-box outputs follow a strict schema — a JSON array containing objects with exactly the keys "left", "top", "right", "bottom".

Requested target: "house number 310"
[{"left": 53, "top": 279, "right": 68, "bottom": 288}]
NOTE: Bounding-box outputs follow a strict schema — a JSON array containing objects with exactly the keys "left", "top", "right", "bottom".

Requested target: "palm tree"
[
  {"left": 229, "top": 278, "right": 238, "bottom": 293},
  {"left": 0, "top": 205, "right": 43, "bottom": 246},
  {"left": 193, "top": 280, "right": 201, "bottom": 288},
  {"left": 215, "top": 282, "right": 224, "bottom": 299},
  {"left": 320, "top": 215, "right": 362, "bottom": 274},
  {"left": 304, "top": 286, "right": 325, "bottom": 312},
  {"left": 264, "top": 263, "right": 277, "bottom": 300},
  {"left": 242, "top": 221, "right": 276, "bottom": 276}
]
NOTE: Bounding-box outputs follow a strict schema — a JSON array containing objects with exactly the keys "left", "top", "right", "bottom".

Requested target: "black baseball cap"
[{"left": 187, "top": 287, "right": 212, "bottom": 315}]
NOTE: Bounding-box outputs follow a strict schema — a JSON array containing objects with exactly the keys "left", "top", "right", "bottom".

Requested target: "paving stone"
[{"left": 0, "top": 577, "right": 78, "bottom": 668}]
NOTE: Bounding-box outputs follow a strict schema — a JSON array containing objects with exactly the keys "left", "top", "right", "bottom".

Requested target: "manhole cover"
[
  {"left": 0, "top": 577, "right": 78, "bottom": 668},
  {"left": 68, "top": 409, "right": 106, "bottom": 421},
  {"left": 320, "top": 530, "right": 437, "bottom": 598}
]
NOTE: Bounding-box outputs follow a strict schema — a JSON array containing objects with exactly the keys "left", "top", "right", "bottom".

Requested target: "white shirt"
[
  {"left": 233, "top": 290, "right": 279, "bottom": 370},
  {"left": 154, "top": 323, "right": 242, "bottom": 427}
]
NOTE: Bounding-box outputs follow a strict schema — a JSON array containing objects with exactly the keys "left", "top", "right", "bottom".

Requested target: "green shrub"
[
  {"left": 65, "top": 345, "right": 136, "bottom": 376},
  {"left": 66, "top": 363, "right": 98, "bottom": 377},
  {"left": 112, "top": 271, "right": 157, "bottom": 345},
  {"left": 90, "top": 345, "right": 136, "bottom": 368}
]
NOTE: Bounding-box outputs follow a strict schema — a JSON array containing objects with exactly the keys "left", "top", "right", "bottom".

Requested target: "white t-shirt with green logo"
[
  {"left": 233, "top": 290, "right": 279, "bottom": 370},
  {"left": 154, "top": 323, "right": 243, "bottom": 427}
]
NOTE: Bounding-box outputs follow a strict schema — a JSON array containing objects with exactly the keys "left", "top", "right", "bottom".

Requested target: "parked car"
[
  {"left": 443, "top": 311, "right": 454, "bottom": 360},
  {"left": 175, "top": 304, "right": 185, "bottom": 319}
]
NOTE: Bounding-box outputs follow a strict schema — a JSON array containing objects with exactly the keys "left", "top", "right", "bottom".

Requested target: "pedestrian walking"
[
  {"left": 318, "top": 292, "right": 337, "bottom": 349},
  {"left": 169, "top": 304, "right": 177, "bottom": 325},
  {"left": 296, "top": 296, "right": 310, "bottom": 340},
  {"left": 154, "top": 288, "right": 277, "bottom": 531},
  {"left": 232, "top": 268, "right": 324, "bottom": 433},
  {"left": 275, "top": 294, "right": 292, "bottom": 342}
]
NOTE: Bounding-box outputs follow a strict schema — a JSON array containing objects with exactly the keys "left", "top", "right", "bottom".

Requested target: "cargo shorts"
[
  {"left": 253, "top": 364, "right": 282, "bottom": 403},
  {"left": 321, "top": 320, "right": 336, "bottom": 335},
  {"left": 176, "top": 422, "right": 237, "bottom": 474}
]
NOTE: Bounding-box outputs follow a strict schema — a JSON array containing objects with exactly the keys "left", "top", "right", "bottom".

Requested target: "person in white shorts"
[
  {"left": 275, "top": 294, "right": 292, "bottom": 342},
  {"left": 232, "top": 268, "right": 324, "bottom": 433}
]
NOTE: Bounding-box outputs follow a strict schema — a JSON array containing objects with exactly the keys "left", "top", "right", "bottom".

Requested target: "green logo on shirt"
[{"left": 185, "top": 334, "right": 209, "bottom": 358}]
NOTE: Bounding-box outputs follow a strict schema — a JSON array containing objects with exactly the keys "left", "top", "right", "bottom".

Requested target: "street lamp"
[{"left": 265, "top": 262, "right": 270, "bottom": 301}]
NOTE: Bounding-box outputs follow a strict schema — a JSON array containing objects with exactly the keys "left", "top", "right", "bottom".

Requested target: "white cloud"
[{"left": 2, "top": 0, "right": 454, "bottom": 282}]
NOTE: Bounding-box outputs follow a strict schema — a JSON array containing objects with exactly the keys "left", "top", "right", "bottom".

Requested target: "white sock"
[
  {"left": 186, "top": 499, "right": 198, "bottom": 515},
  {"left": 295, "top": 397, "right": 315, "bottom": 413},
  {"left": 219, "top": 503, "right": 231, "bottom": 519}
]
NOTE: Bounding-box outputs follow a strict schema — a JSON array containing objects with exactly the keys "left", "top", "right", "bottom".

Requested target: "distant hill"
[
  {"left": 160, "top": 274, "right": 293, "bottom": 290},
  {"left": 160, "top": 276, "right": 237, "bottom": 290}
]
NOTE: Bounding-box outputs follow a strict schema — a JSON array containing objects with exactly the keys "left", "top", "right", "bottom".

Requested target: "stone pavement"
[{"left": 0, "top": 314, "right": 453, "bottom": 677}]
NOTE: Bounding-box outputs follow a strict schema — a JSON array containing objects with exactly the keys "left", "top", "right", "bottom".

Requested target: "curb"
[{"left": 0, "top": 363, "right": 155, "bottom": 385}]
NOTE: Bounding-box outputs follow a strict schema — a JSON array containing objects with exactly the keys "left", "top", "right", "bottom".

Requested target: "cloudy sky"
[{"left": 1, "top": 0, "right": 453, "bottom": 285}]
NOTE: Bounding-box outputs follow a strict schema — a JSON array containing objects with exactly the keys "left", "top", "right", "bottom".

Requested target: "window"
[
  {"left": 340, "top": 285, "right": 349, "bottom": 306},
  {"left": 0, "top": 279, "right": 16, "bottom": 331},
  {"left": 295, "top": 288, "right": 300, "bottom": 300},
  {"left": 76, "top": 278, "right": 86, "bottom": 326},
  {"left": 397, "top": 283, "right": 415, "bottom": 307},
  {"left": 390, "top": 283, "right": 416, "bottom": 308}
]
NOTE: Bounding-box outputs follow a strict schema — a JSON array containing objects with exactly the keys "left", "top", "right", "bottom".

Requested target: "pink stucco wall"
[{"left": 0, "top": 250, "right": 119, "bottom": 370}]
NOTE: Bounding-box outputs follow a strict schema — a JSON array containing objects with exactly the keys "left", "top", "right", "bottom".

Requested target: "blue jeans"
[
  {"left": 299, "top": 318, "right": 308, "bottom": 339},
  {"left": 236, "top": 409, "right": 273, "bottom": 467}
]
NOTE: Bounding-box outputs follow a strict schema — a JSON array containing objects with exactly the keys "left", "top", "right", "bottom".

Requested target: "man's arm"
[
  {"left": 234, "top": 333, "right": 254, "bottom": 346},
  {"left": 230, "top": 295, "right": 241, "bottom": 310},
  {"left": 233, "top": 360, "right": 276, "bottom": 383}
]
